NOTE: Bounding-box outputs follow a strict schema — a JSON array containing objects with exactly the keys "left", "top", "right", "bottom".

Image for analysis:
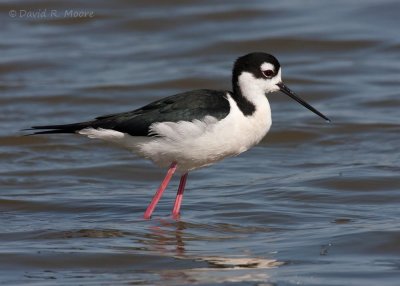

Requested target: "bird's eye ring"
[{"left": 262, "top": 70, "right": 274, "bottom": 78}]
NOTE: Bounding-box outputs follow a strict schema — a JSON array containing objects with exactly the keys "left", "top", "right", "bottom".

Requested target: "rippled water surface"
[{"left": 1, "top": 1, "right": 400, "bottom": 285}]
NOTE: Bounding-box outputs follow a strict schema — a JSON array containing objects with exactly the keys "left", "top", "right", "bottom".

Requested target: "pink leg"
[
  {"left": 143, "top": 162, "right": 177, "bottom": 219},
  {"left": 172, "top": 172, "right": 188, "bottom": 219}
]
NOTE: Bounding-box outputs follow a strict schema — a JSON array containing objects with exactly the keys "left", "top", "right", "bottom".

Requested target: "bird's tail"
[{"left": 25, "top": 122, "right": 92, "bottom": 135}]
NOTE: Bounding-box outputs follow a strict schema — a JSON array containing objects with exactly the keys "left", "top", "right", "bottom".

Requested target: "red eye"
[{"left": 262, "top": 70, "right": 274, "bottom": 77}]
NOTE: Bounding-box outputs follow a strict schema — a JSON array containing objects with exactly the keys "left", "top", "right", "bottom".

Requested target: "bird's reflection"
[
  {"left": 147, "top": 218, "right": 187, "bottom": 257},
  {"left": 142, "top": 218, "right": 283, "bottom": 285}
]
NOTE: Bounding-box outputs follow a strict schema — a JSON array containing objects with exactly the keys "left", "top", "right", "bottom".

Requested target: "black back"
[{"left": 30, "top": 89, "right": 230, "bottom": 136}]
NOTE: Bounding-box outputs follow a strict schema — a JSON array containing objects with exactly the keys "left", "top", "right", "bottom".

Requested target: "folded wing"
[{"left": 28, "top": 89, "right": 231, "bottom": 137}]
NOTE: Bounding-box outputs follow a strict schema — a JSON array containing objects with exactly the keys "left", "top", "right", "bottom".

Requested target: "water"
[{"left": 1, "top": 1, "right": 400, "bottom": 285}]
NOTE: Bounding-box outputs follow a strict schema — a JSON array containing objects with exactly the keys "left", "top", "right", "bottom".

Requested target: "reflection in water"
[
  {"left": 148, "top": 219, "right": 186, "bottom": 257},
  {"left": 158, "top": 256, "right": 283, "bottom": 285},
  {"left": 146, "top": 219, "right": 283, "bottom": 285}
]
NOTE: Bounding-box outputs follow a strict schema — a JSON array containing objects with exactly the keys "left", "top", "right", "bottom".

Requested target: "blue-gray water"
[{"left": 1, "top": 1, "right": 400, "bottom": 285}]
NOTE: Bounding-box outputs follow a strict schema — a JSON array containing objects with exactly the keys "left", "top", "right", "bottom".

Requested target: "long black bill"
[{"left": 277, "top": 82, "right": 330, "bottom": 122}]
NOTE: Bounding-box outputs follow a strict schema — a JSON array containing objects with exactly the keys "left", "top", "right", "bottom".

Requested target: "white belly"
[{"left": 79, "top": 95, "right": 272, "bottom": 173}]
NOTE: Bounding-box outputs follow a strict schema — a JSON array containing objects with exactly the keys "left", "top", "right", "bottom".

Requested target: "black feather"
[{"left": 28, "top": 89, "right": 231, "bottom": 137}]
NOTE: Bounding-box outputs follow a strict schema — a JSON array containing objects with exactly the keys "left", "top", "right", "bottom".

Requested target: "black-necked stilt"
[{"left": 28, "top": 52, "right": 330, "bottom": 219}]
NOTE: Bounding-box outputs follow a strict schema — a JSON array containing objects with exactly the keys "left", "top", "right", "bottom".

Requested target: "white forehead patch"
[{"left": 260, "top": 62, "right": 275, "bottom": 72}]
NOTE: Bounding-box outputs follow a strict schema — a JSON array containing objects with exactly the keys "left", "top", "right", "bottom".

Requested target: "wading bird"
[{"left": 29, "top": 53, "right": 330, "bottom": 219}]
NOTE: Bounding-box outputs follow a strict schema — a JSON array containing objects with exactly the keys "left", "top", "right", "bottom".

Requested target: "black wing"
[{"left": 29, "top": 89, "right": 231, "bottom": 136}]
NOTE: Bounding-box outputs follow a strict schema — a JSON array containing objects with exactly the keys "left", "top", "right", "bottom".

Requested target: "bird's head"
[{"left": 233, "top": 52, "right": 330, "bottom": 122}]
